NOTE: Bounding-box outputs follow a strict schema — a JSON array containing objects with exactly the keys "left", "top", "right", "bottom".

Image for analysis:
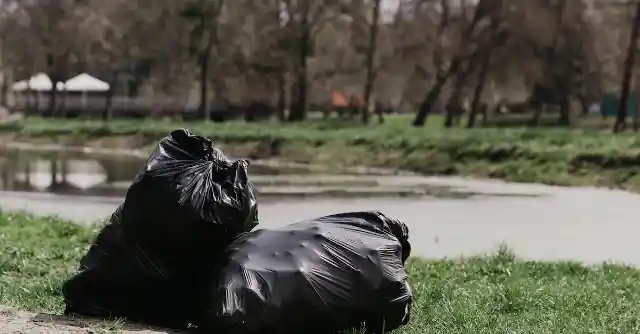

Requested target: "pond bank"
[
  {"left": 0, "top": 138, "right": 413, "bottom": 176},
  {"left": 4, "top": 117, "right": 640, "bottom": 192}
]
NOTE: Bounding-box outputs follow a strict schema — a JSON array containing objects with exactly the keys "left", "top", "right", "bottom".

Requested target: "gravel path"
[{"left": 1, "top": 176, "right": 639, "bottom": 265}]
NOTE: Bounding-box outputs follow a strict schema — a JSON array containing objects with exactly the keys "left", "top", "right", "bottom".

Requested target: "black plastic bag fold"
[
  {"left": 197, "top": 211, "right": 412, "bottom": 334},
  {"left": 63, "top": 129, "right": 259, "bottom": 327}
]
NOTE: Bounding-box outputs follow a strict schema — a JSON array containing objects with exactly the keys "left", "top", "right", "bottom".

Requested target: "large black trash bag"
[
  {"left": 197, "top": 211, "right": 412, "bottom": 334},
  {"left": 62, "top": 129, "right": 259, "bottom": 327}
]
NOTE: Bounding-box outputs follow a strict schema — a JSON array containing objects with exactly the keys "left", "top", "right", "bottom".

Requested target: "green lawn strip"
[
  {"left": 1, "top": 211, "right": 640, "bottom": 333},
  {"left": 4, "top": 117, "right": 640, "bottom": 189}
]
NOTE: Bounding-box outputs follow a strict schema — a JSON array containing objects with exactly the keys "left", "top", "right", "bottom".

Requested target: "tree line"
[{"left": 0, "top": 0, "right": 639, "bottom": 130}]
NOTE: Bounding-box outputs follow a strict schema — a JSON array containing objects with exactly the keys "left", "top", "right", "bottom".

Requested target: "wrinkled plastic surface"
[
  {"left": 197, "top": 211, "right": 412, "bottom": 334},
  {"left": 63, "top": 129, "right": 259, "bottom": 327}
]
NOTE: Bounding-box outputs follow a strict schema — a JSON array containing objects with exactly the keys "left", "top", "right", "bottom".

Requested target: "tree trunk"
[
  {"left": 103, "top": 71, "right": 118, "bottom": 122},
  {"left": 34, "top": 91, "right": 40, "bottom": 115},
  {"left": 634, "top": 85, "right": 640, "bottom": 132},
  {"left": 480, "top": 104, "right": 489, "bottom": 125},
  {"left": 467, "top": 2, "right": 502, "bottom": 128},
  {"left": 529, "top": 104, "right": 545, "bottom": 126},
  {"left": 413, "top": 2, "right": 484, "bottom": 127},
  {"left": 47, "top": 77, "right": 58, "bottom": 118},
  {"left": 24, "top": 161, "right": 30, "bottom": 186},
  {"left": 0, "top": 77, "right": 7, "bottom": 107},
  {"left": 376, "top": 103, "right": 385, "bottom": 124},
  {"left": 45, "top": 53, "right": 57, "bottom": 118},
  {"left": 444, "top": 87, "right": 462, "bottom": 128},
  {"left": 614, "top": 1, "right": 640, "bottom": 133},
  {"left": 362, "top": 0, "right": 382, "bottom": 124},
  {"left": 558, "top": 91, "right": 570, "bottom": 126},
  {"left": 61, "top": 159, "right": 68, "bottom": 183},
  {"left": 413, "top": 1, "right": 452, "bottom": 127},
  {"left": 276, "top": 72, "right": 286, "bottom": 121},
  {"left": 467, "top": 49, "right": 492, "bottom": 128},
  {"left": 431, "top": 0, "right": 450, "bottom": 91},
  {"left": 528, "top": 0, "right": 566, "bottom": 127},
  {"left": 412, "top": 70, "right": 450, "bottom": 126},
  {"left": 26, "top": 82, "right": 33, "bottom": 111},
  {"left": 50, "top": 157, "right": 58, "bottom": 187},
  {"left": 293, "top": 67, "right": 308, "bottom": 121},
  {"left": 60, "top": 87, "right": 67, "bottom": 118},
  {"left": 577, "top": 94, "right": 590, "bottom": 116},
  {"left": 554, "top": 0, "right": 569, "bottom": 127},
  {"left": 288, "top": 21, "right": 310, "bottom": 122},
  {"left": 199, "top": 51, "right": 210, "bottom": 121},
  {"left": 444, "top": 55, "right": 478, "bottom": 128}
]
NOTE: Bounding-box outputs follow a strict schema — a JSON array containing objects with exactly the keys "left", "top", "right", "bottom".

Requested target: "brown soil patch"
[{"left": 0, "top": 307, "right": 188, "bottom": 333}]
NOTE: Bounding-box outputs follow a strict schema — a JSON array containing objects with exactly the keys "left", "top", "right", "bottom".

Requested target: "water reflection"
[
  {"left": 0, "top": 150, "right": 144, "bottom": 197},
  {"left": 0, "top": 149, "right": 547, "bottom": 200},
  {"left": 0, "top": 149, "right": 312, "bottom": 197}
]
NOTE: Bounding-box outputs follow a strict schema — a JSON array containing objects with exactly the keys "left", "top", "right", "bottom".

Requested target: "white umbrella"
[
  {"left": 64, "top": 73, "right": 110, "bottom": 92},
  {"left": 12, "top": 73, "right": 64, "bottom": 91},
  {"left": 11, "top": 80, "right": 28, "bottom": 91}
]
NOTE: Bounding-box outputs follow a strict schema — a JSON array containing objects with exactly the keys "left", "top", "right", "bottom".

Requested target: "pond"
[
  {"left": 0, "top": 149, "right": 311, "bottom": 197},
  {"left": 0, "top": 148, "right": 548, "bottom": 200}
]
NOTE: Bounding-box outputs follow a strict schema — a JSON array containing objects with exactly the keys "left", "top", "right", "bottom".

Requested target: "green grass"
[
  {"left": 3, "top": 115, "right": 640, "bottom": 190},
  {"left": 2, "top": 211, "right": 640, "bottom": 333}
]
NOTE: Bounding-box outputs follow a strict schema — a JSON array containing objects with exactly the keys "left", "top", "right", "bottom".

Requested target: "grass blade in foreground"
[{"left": 1, "top": 211, "right": 639, "bottom": 333}]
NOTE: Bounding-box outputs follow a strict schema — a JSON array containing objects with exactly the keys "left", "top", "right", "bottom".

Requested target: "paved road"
[{"left": 2, "top": 176, "right": 640, "bottom": 265}]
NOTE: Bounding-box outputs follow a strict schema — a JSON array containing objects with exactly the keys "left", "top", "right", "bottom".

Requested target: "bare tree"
[
  {"left": 412, "top": 0, "right": 492, "bottom": 127},
  {"left": 614, "top": 0, "right": 640, "bottom": 133},
  {"left": 82, "top": 0, "right": 131, "bottom": 121},
  {"left": 280, "top": 0, "right": 346, "bottom": 121},
  {"left": 183, "top": 0, "right": 226, "bottom": 121},
  {"left": 14, "top": 0, "right": 81, "bottom": 117},
  {"left": 361, "top": 0, "right": 382, "bottom": 124},
  {"left": 282, "top": 0, "right": 312, "bottom": 121},
  {"left": 467, "top": 0, "right": 507, "bottom": 128}
]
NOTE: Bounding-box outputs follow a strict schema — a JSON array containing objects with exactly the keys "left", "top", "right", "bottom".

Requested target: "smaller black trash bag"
[
  {"left": 63, "top": 129, "right": 259, "bottom": 327},
  {"left": 120, "top": 128, "right": 259, "bottom": 256},
  {"left": 197, "top": 211, "right": 412, "bottom": 334}
]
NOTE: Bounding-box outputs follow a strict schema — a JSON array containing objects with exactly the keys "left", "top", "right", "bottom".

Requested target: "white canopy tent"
[
  {"left": 11, "top": 73, "right": 64, "bottom": 92},
  {"left": 64, "top": 73, "right": 110, "bottom": 92},
  {"left": 64, "top": 73, "right": 110, "bottom": 108},
  {"left": 11, "top": 80, "right": 29, "bottom": 91}
]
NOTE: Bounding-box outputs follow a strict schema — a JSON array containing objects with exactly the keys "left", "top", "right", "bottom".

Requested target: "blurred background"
[{"left": 0, "top": 0, "right": 636, "bottom": 129}]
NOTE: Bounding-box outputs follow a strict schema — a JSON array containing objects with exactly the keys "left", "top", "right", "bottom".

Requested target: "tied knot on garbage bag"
[
  {"left": 130, "top": 128, "right": 258, "bottom": 240},
  {"left": 63, "top": 129, "right": 413, "bottom": 334},
  {"left": 62, "top": 129, "right": 259, "bottom": 328}
]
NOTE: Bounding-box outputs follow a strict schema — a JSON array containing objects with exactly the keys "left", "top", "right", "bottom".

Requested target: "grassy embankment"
[
  {"left": 2, "top": 211, "right": 640, "bottom": 333},
  {"left": 2, "top": 116, "right": 640, "bottom": 190}
]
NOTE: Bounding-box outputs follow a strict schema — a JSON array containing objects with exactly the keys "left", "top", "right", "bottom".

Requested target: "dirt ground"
[{"left": 0, "top": 307, "right": 187, "bottom": 333}]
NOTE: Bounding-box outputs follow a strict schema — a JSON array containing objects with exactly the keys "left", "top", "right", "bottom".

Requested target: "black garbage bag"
[
  {"left": 197, "top": 211, "right": 412, "bottom": 334},
  {"left": 63, "top": 129, "right": 259, "bottom": 327}
]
